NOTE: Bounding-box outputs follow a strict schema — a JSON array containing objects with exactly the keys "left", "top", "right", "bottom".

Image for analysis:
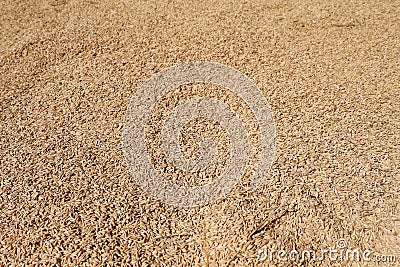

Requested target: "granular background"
[{"left": 0, "top": 0, "right": 399, "bottom": 266}]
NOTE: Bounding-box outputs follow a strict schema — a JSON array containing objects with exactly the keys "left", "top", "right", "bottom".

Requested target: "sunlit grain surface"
[{"left": 1, "top": 0, "right": 399, "bottom": 265}]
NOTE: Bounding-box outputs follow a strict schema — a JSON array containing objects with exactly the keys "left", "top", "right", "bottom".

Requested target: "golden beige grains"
[{"left": 1, "top": 0, "right": 399, "bottom": 266}]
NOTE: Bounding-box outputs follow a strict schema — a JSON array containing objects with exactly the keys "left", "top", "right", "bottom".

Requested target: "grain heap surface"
[{"left": 1, "top": 0, "right": 399, "bottom": 266}]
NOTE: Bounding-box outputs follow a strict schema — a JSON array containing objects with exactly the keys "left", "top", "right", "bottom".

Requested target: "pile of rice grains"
[{"left": 1, "top": 0, "right": 398, "bottom": 265}]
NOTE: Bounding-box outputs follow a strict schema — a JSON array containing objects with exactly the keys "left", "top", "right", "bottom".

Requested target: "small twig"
[
  {"left": 249, "top": 202, "right": 297, "bottom": 238},
  {"left": 204, "top": 236, "right": 210, "bottom": 267},
  {"left": 226, "top": 201, "right": 298, "bottom": 266}
]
